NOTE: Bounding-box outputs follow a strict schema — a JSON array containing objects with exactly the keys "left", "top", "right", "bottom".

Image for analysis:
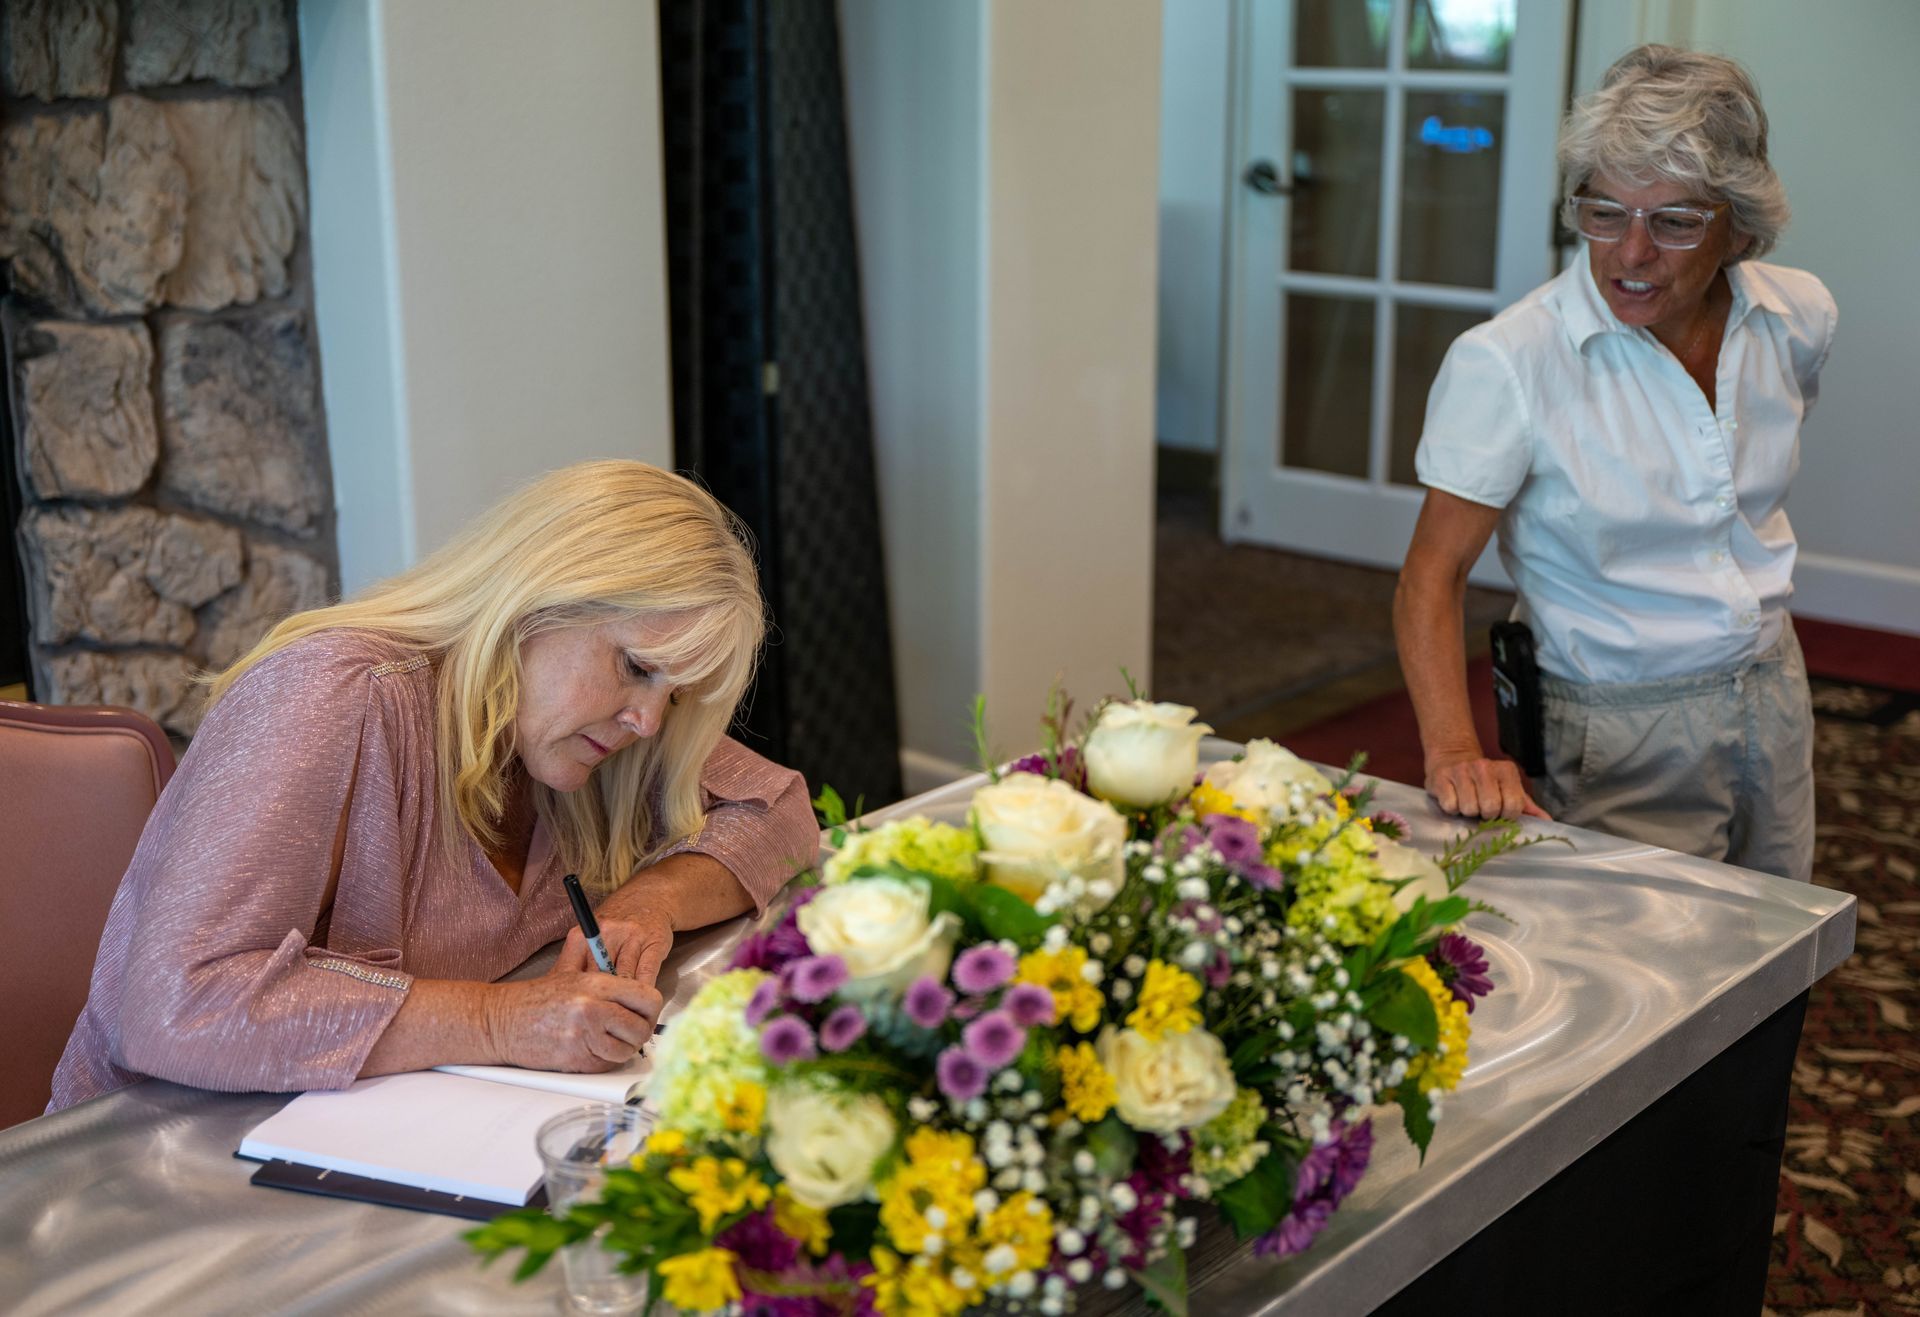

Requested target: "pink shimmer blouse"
[{"left": 48, "top": 630, "right": 817, "bottom": 1112}]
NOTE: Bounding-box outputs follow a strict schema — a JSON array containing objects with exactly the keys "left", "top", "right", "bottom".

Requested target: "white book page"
[
  {"left": 238, "top": 1072, "right": 586, "bottom": 1204},
  {"left": 432, "top": 1055, "right": 652, "bottom": 1104}
]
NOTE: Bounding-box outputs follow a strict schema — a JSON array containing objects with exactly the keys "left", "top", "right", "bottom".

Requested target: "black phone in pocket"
[{"left": 1490, "top": 621, "right": 1546, "bottom": 777}]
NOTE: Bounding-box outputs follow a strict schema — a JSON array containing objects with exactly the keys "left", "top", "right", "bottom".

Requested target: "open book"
[{"left": 237, "top": 1054, "right": 652, "bottom": 1217}]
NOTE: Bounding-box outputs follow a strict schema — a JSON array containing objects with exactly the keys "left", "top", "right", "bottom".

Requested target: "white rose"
[
  {"left": 1082, "top": 700, "right": 1213, "bottom": 808},
  {"left": 972, "top": 772, "right": 1127, "bottom": 914},
  {"left": 796, "top": 877, "right": 961, "bottom": 998},
  {"left": 765, "top": 1087, "right": 897, "bottom": 1209},
  {"left": 1200, "top": 738, "right": 1332, "bottom": 816},
  {"left": 1377, "top": 837, "right": 1450, "bottom": 913},
  {"left": 1096, "top": 1025, "right": 1236, "bottom": 1133}
]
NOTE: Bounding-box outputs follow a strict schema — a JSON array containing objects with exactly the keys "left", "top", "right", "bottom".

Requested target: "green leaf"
[
  {"left": 968, "top": 882, "right": 1056, "bottom": 944},
  {"left": 1398, "top": 1084, "right": 1435, "bottom": 1161},
  {"left": 1367, "top": 970, "right": 1439, "bottom": 1049},
  {"left": 1215, "top": 1146, "right": 1298, "bottom": 1240},
  {"left": 812, "top": 784, "right": 848, "bottom": 828},
  {"left": 1086, "top": 1116, "right": 1139, "bottom": 1179},
  {"left": 1133, "top": 1246, "right": 1189, "bottom": 1316}
]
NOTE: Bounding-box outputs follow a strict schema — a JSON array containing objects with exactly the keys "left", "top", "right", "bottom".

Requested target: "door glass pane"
[
  {"left": 1290, "top": 89, "right": 1385, "bottom": 278},
  {"left": 1282, "top": 293, "right": 1374, "bottom": 478},
  {"left": 1398, "top": 91, "right": 1504, "bottom": 287},
  {"left": 1390, "top": 304, "right": 1490, "bottom": 485},
  {"left": 1294, "top": 0, "right": 1392, "bottom": 68},
  {"left": 1407, "top": 0, "right": 1517, "bottom": 71}
]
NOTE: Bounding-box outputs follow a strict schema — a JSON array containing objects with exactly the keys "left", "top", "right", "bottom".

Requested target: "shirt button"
[
  {"left": 1715, "top": 494, "right": 1733, "bottom": 510},
  {"left": 1711, "top": 550, "right": 1729, "bottom": 565},
  {"left": 1740, "top": 611, "right": 1757, "bottom": 625}
]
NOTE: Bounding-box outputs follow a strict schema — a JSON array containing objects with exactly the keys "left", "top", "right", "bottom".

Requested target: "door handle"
[{"left": 1242, "top": 160, "right": 1292, "bottom": 196}]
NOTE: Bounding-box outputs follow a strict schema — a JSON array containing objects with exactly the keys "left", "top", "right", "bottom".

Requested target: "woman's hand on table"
[
  {"left": 483, "top": 971, "right": 664, "bottom": 1071},
  {"left": 1426, "top": 751, "right": 1552, "bottom": 821},
  {"left": 555, "top": 908, "right": 675, "bottom": 990}
]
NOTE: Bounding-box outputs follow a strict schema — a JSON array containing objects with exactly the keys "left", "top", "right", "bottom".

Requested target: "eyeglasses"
[{"left": 1567, "top": 196, "right": 1721, "bottom": 250}]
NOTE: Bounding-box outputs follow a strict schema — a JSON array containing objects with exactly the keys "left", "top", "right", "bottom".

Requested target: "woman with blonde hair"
[
  {"left": 50, "top": 461, "right": 816, "bottom": 1110},
  {"left": 1395, "top": 45, "right": 1835, "bottom": 881}
]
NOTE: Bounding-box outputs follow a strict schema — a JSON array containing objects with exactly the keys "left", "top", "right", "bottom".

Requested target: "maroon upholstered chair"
[{"left": 0, "top": 701, "right": 176, "bottom": 1129}]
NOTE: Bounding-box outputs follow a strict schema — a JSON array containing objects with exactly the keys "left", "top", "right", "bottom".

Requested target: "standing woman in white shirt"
[{"left": 1394, "top": 45, "right": 1836, "bottom": 881}]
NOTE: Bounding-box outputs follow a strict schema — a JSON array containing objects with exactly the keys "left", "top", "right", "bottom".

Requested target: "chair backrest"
[{"left": 0, "top": 701, "right": 176, "bottom": 1129}]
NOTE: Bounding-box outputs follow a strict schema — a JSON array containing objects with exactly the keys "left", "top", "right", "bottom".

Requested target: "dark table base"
[{"left": 1375, "top": 989, "right": 1809, "bottom": 1317}]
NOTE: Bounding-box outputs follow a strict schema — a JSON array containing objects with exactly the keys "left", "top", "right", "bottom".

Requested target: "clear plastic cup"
[{"left": 534, "top": 1104, "right": 653, "bottom": 1315}]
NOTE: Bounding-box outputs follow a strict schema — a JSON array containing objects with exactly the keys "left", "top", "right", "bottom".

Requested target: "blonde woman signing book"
[{"left": 50, "top": 462, "right": 816, "bottom": 1112}]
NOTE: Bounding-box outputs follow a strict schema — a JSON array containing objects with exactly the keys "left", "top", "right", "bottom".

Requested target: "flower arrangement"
[{"left": 471, "top": 687, "right": 1546, "bottom": 1315}]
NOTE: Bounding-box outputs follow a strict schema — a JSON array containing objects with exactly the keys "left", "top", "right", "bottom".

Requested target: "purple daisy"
[
  {"left": 1002, "top": 981, "right": 1057, "bottom": 1027},
  {"left": 760, "top": 1016, "right": 817, "bottom": 1066},
  {"left": 1369, "top": 809, "right": 1410, "bottom": 841},
  {"left": 936, "top": 1046, "right": 988, "bottom": 1101},
  {"left": 1329, "top": 1118, "right": 1373, "bottom": 1204},
  {"left": 961, "top": 1010, "right": 1026, "bottom": 1069},
  {"left": 1243, "top": 861, "right": 1285, "bottom": 891},
  {"left": 1294, "top": 1136, "right": 1341, "bottom": 1201},
  {"left": 745, "top": 977, "right": 782, "bottom": 1026},
  {"left": 1429, "top": 932, "right": 1495, "bottom": 1012},
  {"left": 1252, "top": 1198, "right": 1334, "bottom": 1260},
  {"left": 819, "top": 1003, "right": 868, "bottom": 1053},
  {"left": 784, "top": 955, "right": 848, "bottom": 1003},
  {"left": 903, "top": 976, "right": 955, "bottom": 1029},
  {"left": 952, "top": 944, "right": 1016, "bottom": 994},
  {"left": 719, "top": 1208, "right": 802, "bottom": 1273},
  {"left": 1204, "top": 813, "right": 1263, "bottom": 865}
]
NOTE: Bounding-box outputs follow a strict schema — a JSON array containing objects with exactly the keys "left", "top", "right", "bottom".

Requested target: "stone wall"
[{"left": 0, "top": 0, "right": 334, "bottom": 735}]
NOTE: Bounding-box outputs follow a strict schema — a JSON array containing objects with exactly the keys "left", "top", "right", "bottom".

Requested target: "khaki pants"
[{"left": 1530, "top": 625, "right": 1814, "bottom": 882}]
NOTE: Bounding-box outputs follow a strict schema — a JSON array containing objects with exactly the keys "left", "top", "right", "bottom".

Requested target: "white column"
[{"left": 301, "top": 0, "right": 675, "bottom": 592}]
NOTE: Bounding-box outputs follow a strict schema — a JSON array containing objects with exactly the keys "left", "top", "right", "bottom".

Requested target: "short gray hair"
[{"left": 1557, "top": 45, "right": 1789, "bottom": 262}]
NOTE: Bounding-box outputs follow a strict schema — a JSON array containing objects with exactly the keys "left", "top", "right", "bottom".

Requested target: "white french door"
[{"left": 1222, "top": 0, "right": 1571, "bottom": 580}]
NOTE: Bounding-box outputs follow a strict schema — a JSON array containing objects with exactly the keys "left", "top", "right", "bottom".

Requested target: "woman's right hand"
[
  {"left": 482, "top": 973, "right": 664, "bottom": 1072},
  {"left": 1425, "top": 751, "right": 1552, "bottom": 821}
]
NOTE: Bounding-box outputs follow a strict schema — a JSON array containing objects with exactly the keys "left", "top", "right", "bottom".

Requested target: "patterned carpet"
[{"left": 1766, "top": 677, "right": 1920, "bottom": 1317}]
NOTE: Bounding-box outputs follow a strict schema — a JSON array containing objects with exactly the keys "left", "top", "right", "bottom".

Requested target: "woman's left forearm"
[{"left": 598, "top": 852, "right": 753, "bottom": 933}]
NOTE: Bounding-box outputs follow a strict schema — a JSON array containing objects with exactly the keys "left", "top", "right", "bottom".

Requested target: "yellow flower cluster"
[
  {"left": 1016, "top": 946, "right": 1104, "bottom": 1032},
  {"left": 641, "top": 1127, "right": 687, "bottom": 1160},
  {"left": 878, "top": 1129, "right": 986, "bottom": 1255},
  {"left": 667, "top": 1156, "right": 772, "bottom": 1233},
  {"left": 868, "top": 1246, "right": 975, "bottom": 1317},
  {"left": 1401, "top": 958, "right": 1471, "bottom": 1093},
  {"left": 1188, "top": 781, "right": 1258, "bottom": 823},
  {"left": 1125, "top": 961, "right": 1202, "bottom": 1040},
  {"left": 978, "top": 1192, "right": 1055, "bottom": 1272},
  {"left": 867, "top": 1166, "right": 1056, "bottom": 1315},
  {"left": 657, "top": 1246, "right": 741, "bottom": 1311},
  {"left": 773, "top": 1185, "right": 832, "bottom": 1256},
  {"left": 715, "top": 1080, "right": 766, "bottom": 1135},
  {"left": 1055, "top": 1041, "right": 1116, "bottom": 1122}
]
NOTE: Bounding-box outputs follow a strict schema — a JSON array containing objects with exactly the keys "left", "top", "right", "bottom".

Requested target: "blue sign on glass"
[{"left": 1418, "top": 115, "right": 1496, "bottom": 154}]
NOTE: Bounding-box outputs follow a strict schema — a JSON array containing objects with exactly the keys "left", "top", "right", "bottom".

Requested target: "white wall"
[
  {"left": 844, "top": 0, "right": 1163, "bottom": 779},
  {"left": 301, "top": 0, "right": 674, "bottom": 593},
  {"left": 1577, "top": 0, "right": 1920, "bottom": 633},
  {"left": 1155, "top": 0, "right": 1232, "bottom": 453}
]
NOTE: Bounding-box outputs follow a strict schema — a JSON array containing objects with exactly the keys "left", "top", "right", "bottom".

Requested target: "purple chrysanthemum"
[
  {"left": 819, "top": 1003, "right": 868, "bottom": 1053},
  {"left": 1429, "top": 932, "right": 1494, "bottom": 1011},
  {"left": 730, "top": 914, "right": 814, "bottom": 972},
  {"left": 1137, "top": 1132, "right": 1191, "bottom": 1196},
  {"left": 961, "top": 1010, "right": 1026, "bottom": 1069},
  {"left": 1114, "top": 1172, "right": 1171, "bottom": 1268},
  {"left": 1002, "top": 981, "right": 1057, "bottom": 1027},
  {"left": 745, "top": 977, "right": 782, "bottom": 1026},
  {"left": 760, "top": 1016, "right": 817, "bottom": 1066},
  {"left": 903, "top": 976, "right": 954, "bottom": 1029},
  {"left": 719, "top": 1208, "right": 802, "bottom": 1273},
  {"left": 1243, "top": 861, "right": 1285, "bottom": 891},
  {"left": 1329, "top": 1118, "right": 1373, "bottom": 1204},
  {"left": 936, "top": 1045, "right": 988, "bottom": 1101},
  {"left": 1294, "top": 1136, "right": 1341, "bottom": 1201},
  {"left": 1006, "top": 745, "right": 1088, "bottom": 791},
  {"left": 1204, "top": 813, "right": 1263, "bottom": 865},
  {"left": 1205, "top": 946, "right": 1233, "bottom": 989},
  {"left": 784, "top": 955, "right": 849, "bottom": 1003},
  {"left": 952, "top": 944, "right": 1016, "bottom": 995},
  {"left": 1253, "top": 1198, "right": 1334, "bottom": 1259}
]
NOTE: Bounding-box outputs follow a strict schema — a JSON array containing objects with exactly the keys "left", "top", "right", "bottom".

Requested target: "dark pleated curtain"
[{"left": 658, "top": 0, "right": 904, "bottom": 810}]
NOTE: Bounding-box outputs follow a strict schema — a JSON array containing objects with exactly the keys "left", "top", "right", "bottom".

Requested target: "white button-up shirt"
[{"left": 1416, "top": 255, "right": 1837, "bottom": 683}]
